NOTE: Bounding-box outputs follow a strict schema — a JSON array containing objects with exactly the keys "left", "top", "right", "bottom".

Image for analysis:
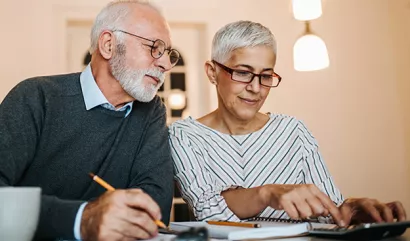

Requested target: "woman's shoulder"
[
  {"left": 267, "top": 112, "right": 303, "bottom": 126},
  {"left": 267, "top": 113, "right": 315, "bottom": 137},
  {"left": 269, "top": 113, "right": 318, "bottom": 145},
  {"left": 168, "top": 116, "right": 208, "bottom": 137}
]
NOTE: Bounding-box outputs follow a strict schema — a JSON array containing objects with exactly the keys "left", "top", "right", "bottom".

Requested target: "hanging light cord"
[{"left": 304, "top": 21, "right": 312, "bottom": 34}]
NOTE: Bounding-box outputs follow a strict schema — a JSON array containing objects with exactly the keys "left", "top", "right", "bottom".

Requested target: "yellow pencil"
[
  {"left": 88, "top": 172, "right": 167, "bottom": 229},
  {"left": 89, "top": 172, "right": 115, "bottom": 191},
  {"left": 207, "top": 220, "right": 261, "bottom": 228}
]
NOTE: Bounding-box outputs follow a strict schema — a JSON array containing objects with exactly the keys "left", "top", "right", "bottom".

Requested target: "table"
[
  {"left": 284, "top": 230, "right": 410, "bottom": 241},
  {"left": 152, "top": 230, "right": 410, "bottom": 241},
  {"left": 300, "top": 229, "right": 410, "bottom": 241}
]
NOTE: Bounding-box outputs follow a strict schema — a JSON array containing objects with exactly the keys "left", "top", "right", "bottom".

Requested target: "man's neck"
[{"left": 90, "top": 62, "right": 134, "bottom": 108}]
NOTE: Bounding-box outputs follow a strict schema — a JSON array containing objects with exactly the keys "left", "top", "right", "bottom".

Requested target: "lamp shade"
[
  {"left": 292, "top": 0, "right": 322, "bottom": 21},
  {"left": 293, "top": 34, "right": 329, "bottom": 71}
]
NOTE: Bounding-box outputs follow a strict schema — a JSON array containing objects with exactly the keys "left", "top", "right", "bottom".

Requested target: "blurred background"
[{"left": 0, "top": 0, "right": 409, "bottom": 221}]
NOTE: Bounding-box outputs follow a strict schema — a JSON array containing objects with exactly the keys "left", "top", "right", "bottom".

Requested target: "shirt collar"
[{"left": 80, "top": 64, "right": 133, "bottom": 117}]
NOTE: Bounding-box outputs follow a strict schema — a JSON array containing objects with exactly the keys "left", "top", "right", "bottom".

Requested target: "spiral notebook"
[
  {"left": 170, "top": 218, "right": 410, "bottom": 240},
  {"left": 170, "top": 218, "right": 319, "bottom": 240},
  {"left": 246, "top": 217, "right": 334, "bottom": 228}
]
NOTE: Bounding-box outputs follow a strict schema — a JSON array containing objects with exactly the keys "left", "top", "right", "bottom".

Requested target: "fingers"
[
  {"left": 124, "top": 189, "right": 162, "bottom": 221},
  {"left": 296, "top": 193, "right": 328, "bottom": 218},
  {"left": 292, "top": 194, "right": 314, "bottom": 218},
  {"left": 270, "top": 185, "right": 407, "bottom": 228},
  {"left": 343, "top": 198, "right": 405, "bottom": 224},
  {"left": 377, "top": 203, "right": 394, "bottom": 222},
  {"left": 311, "top": 189, "right": 345, "bottom": 226},
  {"left": 387, "top": 201, "right": 407, "bottom": 221},
  {"left": 121, "top": 206, "right": 159, "bottom": 237},
  {"left": 275, "top": 185, "right": 342, "bottom": 224},
  {"left": 280, "top": 199, "right": 300, "bottom": 220},
  {"left": 339, "top": 203, "right": 353, "bottom": 226},
  {"left": 81, "top": 189, "right": 162, "bottom": 241},
  {"left": 362, "top": 201, "right": 383, "bottom": 222},
  {"left": 276, "top": 186, "right": 314, "bottom": 219},
  {"left": 108, "top": 217, "right": 154, "bottom": 240}
]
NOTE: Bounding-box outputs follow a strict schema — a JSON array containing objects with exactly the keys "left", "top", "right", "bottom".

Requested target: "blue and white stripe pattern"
[{"left": 169, "top": 114, "right": 344, "bottom": 222}]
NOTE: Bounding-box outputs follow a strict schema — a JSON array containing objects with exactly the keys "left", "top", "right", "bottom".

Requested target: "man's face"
[
  {"left": 109, "top": 6, "right": 173, "bottom": 102},
  {"left": 109, "top": 43, "right": 165, "bottom": 102}
]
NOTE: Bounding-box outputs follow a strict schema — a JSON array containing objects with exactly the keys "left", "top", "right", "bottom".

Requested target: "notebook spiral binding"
[{"left": 247, "top": 217, "right": 306, "bottom": 223}]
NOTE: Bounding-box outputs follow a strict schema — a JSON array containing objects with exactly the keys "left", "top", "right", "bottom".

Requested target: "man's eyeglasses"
[
  {"left": 212, "top": 60, "right": 282, "bottom": 88},
  {"left": 113, "top": 30, "right": 181, "bottom": 67}
]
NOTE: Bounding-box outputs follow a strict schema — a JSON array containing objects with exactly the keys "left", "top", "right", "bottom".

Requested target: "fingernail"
[{"left": 340, "top": 220, "right": 346, "bottom": 227}]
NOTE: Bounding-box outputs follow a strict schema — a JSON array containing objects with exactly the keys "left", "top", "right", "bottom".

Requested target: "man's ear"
[
  {"left": 98, "top": 30, "right": 115, "bottom": 60},
  {"left": 204, "top": 61, "right": 217, "bottom": 85}
]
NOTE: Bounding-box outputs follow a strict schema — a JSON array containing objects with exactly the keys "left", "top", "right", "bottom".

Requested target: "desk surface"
[
  {"left": 270, "top": 230, "right": 410, "bottom": 241},
  {"left": 154, "top": 230, "right": 410, "bottom": 241}
]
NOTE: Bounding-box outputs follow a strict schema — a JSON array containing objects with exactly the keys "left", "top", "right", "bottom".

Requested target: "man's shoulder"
[
  {"left": 132, "top": 95, "right": 166, "bottom": 116},
  {"left": 150, "top": 95, "right": 166, "bottom": 110},
  {"left": 16, "top": 72, "right": 82, "bottom": 97}
]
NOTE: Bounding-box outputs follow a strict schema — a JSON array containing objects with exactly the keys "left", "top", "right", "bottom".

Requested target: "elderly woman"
[{"left": 169, "top": 20, "right": 406, "bottom": 226}]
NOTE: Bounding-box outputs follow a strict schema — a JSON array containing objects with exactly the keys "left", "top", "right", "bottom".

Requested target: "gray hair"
[
  {"left": 211, "top": 20, "right": 277, "bottom": 63},
  {"left": 89, "top": 0, "right": 161, "bottom": 54}
]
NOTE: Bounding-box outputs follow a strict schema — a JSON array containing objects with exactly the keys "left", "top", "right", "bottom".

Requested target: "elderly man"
[{"left": 0, "top": 1, "right": 179, "bottom": 240}]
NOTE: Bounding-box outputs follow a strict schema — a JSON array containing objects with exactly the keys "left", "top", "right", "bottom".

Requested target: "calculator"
[{"left": 309, "top": 221, "right": 410, "bottom": 240}]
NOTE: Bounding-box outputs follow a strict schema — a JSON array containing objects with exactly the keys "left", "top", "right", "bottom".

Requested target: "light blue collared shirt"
[
  {"left": 80, "top": 64, "right": 133, "bottom": 117},
  {"left": 73, "top": 64, "right": 134, "bottom": 240}
]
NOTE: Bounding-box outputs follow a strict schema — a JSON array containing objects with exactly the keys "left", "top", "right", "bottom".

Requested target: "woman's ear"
[
  {"left": 204, "top": 61, "right": 217, "bottom": 85},
  {"left": 98, "top": 30, "right": 115, "bottom": 60}
]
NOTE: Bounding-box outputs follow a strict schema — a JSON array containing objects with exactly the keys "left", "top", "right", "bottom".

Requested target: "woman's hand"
[
  {"left": 339, "top": 198, "right": 407, "bottom": 224},
  {"left": 260, "top": 184, "right": 346, "bottom": 226}
]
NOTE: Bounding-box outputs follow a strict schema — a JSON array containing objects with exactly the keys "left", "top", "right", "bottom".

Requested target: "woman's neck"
[{"left": 198, "top": 109, "right": 269, "bottom": 135}]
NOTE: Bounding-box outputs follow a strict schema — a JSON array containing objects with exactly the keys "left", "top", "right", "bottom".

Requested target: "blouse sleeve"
[
  {"left": 169, "top": 123, "right": 241, "bottom": 221},
  {"left": 298, "top": 121, "right": 345, "bottom": 206}
]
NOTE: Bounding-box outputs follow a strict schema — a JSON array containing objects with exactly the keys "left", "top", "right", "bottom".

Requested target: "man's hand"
[
  {"left": 261, "top": 184, "right": 346, "bottom": 226},
  {"left": 339, "top": 198, "right": 407, "bottom": 224},
  {"left": 80, "top": 189, "right": 162, "bottom": 241}
]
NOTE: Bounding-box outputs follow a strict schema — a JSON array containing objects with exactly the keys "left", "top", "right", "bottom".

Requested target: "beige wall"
[
  {"left": 388, "top": 0, "right": 410, "bottom": 207},
  {"left": 1, "top": 0, "right": 409, "bottom": 211}
]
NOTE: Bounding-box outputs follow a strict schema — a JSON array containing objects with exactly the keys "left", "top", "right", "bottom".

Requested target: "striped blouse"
[{"left": 169, "top": 113, "right": 344, "bottom": 222}]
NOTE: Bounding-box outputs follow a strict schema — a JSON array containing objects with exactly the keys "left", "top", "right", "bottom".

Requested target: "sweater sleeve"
[
  {"left": 169, "top": 123, "right": 240, "bottom": 222},
  {"left": 297, "top": 121, "right": 345, "bottom": 206},
  {"left": 0, "top": 80, "right": 83, "bottom": 240},
  {"left": 128, "top": 98, "right": 174, "bottom": 225}
]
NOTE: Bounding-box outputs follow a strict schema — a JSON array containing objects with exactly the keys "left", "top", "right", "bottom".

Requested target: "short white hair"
[
  {"left": 211, "top": 20, "right": 277, "bottom": 63},
  {"left": 89, "top": 0, "right": 161, "bottom": 54}
]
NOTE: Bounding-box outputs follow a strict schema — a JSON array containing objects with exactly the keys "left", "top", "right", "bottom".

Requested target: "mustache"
[{"left": 144, "top": 68, "right": 165, "bottom": 85}]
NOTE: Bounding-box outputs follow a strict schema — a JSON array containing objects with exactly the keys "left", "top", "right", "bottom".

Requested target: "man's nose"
[{"left": 154, "top": 52, "right": 173, "bottom": 72}]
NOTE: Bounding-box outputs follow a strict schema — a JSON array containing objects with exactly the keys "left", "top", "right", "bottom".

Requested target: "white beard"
[{"left": 109, "top": 44, "right": 165, "bottom": 102}]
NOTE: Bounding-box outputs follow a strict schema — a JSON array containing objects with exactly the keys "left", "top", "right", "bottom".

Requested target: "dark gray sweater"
[{"left": 0, "top": 73, "right": 174, "bottom": 240}]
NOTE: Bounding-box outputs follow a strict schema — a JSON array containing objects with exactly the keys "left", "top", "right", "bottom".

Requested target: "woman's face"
[{"left": 213, "top": 45, "right": 277, "bottom": 121}]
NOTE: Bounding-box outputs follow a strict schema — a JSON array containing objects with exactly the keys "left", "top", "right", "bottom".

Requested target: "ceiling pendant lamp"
[
  {"left": 292, "top": 0, "right": 329, "bottom": 71},
  {"left": 293, "top": 21, "right": 329, "bottom": 71}
]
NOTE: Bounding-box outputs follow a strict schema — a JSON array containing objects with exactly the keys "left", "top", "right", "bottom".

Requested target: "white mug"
[{"left": 0, "top": 187, "right": 41, "bottom": 241}]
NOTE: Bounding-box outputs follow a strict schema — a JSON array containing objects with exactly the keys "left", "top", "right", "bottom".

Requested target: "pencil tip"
[
  {"left": 156, "top": 220, "right": 167, "bottom": 229},
  {"left": 88, "top": 172, "right": 95, "bottom": 178}
]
